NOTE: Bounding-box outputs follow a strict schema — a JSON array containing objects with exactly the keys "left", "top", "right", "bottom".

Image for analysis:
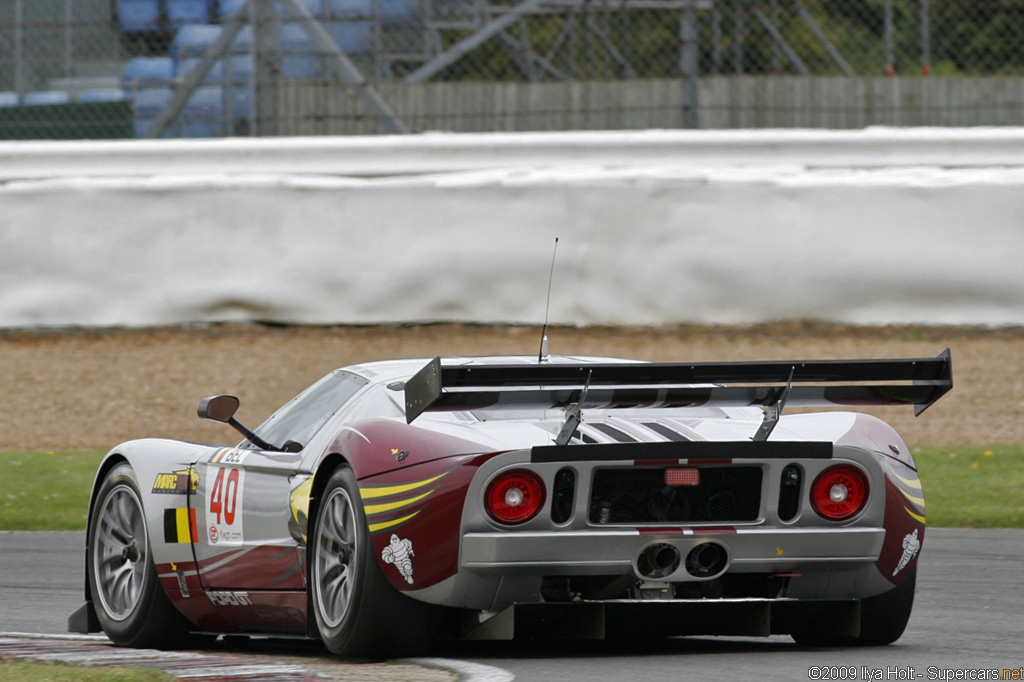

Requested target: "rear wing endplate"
[{"left": 404, "top": 349, "right": 952, "bottom": 424}]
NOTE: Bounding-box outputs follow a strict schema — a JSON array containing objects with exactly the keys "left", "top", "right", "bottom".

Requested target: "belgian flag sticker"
[{"left": 163, "top": 507, "right": 198, "bottom": 544}]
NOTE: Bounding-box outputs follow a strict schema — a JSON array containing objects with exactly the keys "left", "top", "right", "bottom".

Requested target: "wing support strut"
[
  {"left": 752, "top": 366, "right": 795, "bottom": 442},
  {"left": 555, "top": 370, "right": 591, "bottom": 446}
]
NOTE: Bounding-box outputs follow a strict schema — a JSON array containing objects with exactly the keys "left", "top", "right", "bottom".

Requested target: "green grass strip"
[
  {"left": 914, "top": 445, "right": 1024, "bottom": 528},
  {"left": 1, "top": 447, "right": 1022, "bottom": 530},
  {"left": 0, "top": 659, "right": 175, "bottom": 682},
  {"left": 0, "top": 451, "right": 104, "bottom": 530}
]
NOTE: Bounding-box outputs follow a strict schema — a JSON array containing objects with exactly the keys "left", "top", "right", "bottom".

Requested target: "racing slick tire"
[
  {"left": 791, "top": 567, "right": 917, "bottom": 647},
  {"left": 87, "top": 462, "right": 195, "bottom": 648},
  {"left": 310, "top": 466, "right": 440, "bottom": 659}
]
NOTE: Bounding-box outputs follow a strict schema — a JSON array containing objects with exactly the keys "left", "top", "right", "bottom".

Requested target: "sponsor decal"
[
  {"left": 893, "top": 528, "right": 921, "bottom": 576},
  {"left": 288, "top": 477, "right": 313, "bottom": 543},
  {"left": 360, "top": 472, "right": 447, "bottom": 534},
  {"left": 206, "top": 464, "right": 245, "bottom": 545},
  {"left": 163, "top": 508, "right": 198, "bottom": 544},
  {"left": 208, "top": 590, "right": 253, "bottom": 607},
  {"left": 210, "top": 447, "right": 249, "bottom": 465},
  {"left": 891, "top": 471, "right": 927, "bottom": 524},
  {"left": 381, "top": 534, "right": 415, "bottom": 584},
  {"left": 152, "top": 469, "right": 199, "bottom": 495}
]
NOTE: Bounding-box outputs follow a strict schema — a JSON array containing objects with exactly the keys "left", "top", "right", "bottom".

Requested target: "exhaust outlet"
[
  {"left": 684, "top": 542, "right": 729, "bottom": 579},
  {"left": 635, "top": 542, "right": 682, "bottom": 580}
]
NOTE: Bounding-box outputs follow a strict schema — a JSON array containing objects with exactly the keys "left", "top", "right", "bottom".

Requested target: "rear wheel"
[
  {"left": 791, "top": 568, "right": 917, "bottom": 647},
  {"left": 88, "top": 462, "right": 194, "bottom": 648},
  {"left": 310, "top": 466, "right": 439, "bottom": 658}
]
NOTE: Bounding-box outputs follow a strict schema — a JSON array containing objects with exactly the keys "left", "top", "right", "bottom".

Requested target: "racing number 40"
[{"left": 209, "top": 467, "right": 241, "bottom": 526}]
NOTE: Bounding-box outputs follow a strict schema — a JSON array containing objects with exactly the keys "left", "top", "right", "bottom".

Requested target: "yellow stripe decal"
[
  {"left": 893, "top": 472, "right": 923, "bottom": 490},
  {"left": 904, "top": 506, "right": 927, "bottom": 525},
  {"left": 175, "top": 508, "right": 192, "bottom": 543},
  {"left": 899, "top": 489, "right": 926, "bottom": 508},
  {"left": 360, "top": 473, "right": 447, "bottom": 500},
  {"left": 364, "top": 490, "right": 434, "bottom": 516},
  {"left": 368, "top": 510, "right": 421, "bottom": 533}
]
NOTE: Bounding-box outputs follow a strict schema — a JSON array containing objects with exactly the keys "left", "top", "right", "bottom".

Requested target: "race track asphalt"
[{"left": 1, "top": 529, "right": 1021, "bottom": 682}]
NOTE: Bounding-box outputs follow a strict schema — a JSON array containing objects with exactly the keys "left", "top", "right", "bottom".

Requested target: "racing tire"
[
  {"left": 310, "top": 466, "right": 440, "bottom": 659},
  {"left": 791, "top": 567, "right": 917, "bottom": 647},
  {"left": 87, "top": 462, "right": 196, "bottom": 648}
]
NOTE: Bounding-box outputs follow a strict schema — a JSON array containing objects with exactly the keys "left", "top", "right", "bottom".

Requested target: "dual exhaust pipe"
[{"left": 635, "top": 541, "right": 729, "bottom": 581}]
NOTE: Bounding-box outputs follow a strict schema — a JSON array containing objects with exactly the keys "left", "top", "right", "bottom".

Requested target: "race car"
[{"left": 70, "top": 350, "right": 951, "bottom": 657}]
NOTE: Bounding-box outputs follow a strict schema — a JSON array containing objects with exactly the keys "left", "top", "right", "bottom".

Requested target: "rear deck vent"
[
  {"left": 778, "top": 464, "right": 802, "bottom": 522},
  {"left": 592, "top": 423, "right": 637, "bottom": 443},
  {"left": 550, "top": 468, "right": 576, "bottom": 524},
  {"left": 643, "top": 422, "right": 690, "bottom": 442}
]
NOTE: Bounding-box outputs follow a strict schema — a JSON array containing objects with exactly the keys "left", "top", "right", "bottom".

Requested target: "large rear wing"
[{"left": 404, "top": 349, "right": 952, "bottom": 426}]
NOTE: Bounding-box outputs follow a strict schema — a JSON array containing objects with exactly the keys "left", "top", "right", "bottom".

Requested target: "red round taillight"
[
  {"left": 485, "top": 470, "right": 546, "bottom": 525},
  {"left": 811, "top": 464, "right": 869, "bottom": 521}
]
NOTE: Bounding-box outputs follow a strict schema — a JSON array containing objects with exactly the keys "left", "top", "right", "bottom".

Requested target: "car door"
[
  {"left": 191, "top": 370, "right": 370, "bottom": 591},
  {"left": 192, "top": 445, "right": 305, "bottom": 590}
]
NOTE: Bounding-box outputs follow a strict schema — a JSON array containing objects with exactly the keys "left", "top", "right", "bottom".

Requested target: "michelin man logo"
[
  {"left": 381, "top": 534, "right": 415, "bottom": 584},
  {"left": 893, "top": 529, "right": 921, "bottom": 576}
]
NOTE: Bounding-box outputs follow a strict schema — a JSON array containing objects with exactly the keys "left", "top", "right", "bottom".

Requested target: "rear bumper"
[{"left": 462, "top": 526, "right": 885, "bottom": 579}]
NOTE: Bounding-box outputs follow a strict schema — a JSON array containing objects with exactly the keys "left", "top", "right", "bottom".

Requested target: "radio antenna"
[{"left": 538, "top": 237, "right": 559, "bottom": 363}]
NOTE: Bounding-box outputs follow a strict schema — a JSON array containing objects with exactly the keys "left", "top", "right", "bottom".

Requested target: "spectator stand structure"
[
  {"left": 143, "top": 0, "right": 408, "bottom": 136},
  {"left": 144, "top": 0, "right": 859, "bottom": 135}
]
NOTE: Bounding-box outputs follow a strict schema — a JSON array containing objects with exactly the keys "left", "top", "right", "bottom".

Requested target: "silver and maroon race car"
[{"left": 70, "top": 350, "right": 951, "bottom": 657}]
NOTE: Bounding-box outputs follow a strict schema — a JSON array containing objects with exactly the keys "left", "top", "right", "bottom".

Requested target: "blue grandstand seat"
[
  {"left": 178, "top": 56, "right": 227, "bottom": 84},
  {"left": 328, "top": 20, "right": 371, "bottom": 53},
  {"left": 181, "top": 86, "right": 224, "bottom": 137},
  {"left": 323, "top": 0, "right": 371, "bottom": 52},
  {"left": 231, "top": 24, "right": 254, "bottom": 51},
  {"left": 227, "top": 86, "right": 253, "bottom": 119},
  {"left": 292, "top": 0, "right": 327, "bottom": 16},
  {"left": 22, "top": 91, "right": 71, "bottom": 106},
  {"left": 224, "top": 54, "right": 254, "bottom": 84},
  {"left": 171, "top": 25, "right": 226, "bottom": 83},
  {"left": 280, "top": 23, "right": 321, "bottom": 78},
  {"left": 218, "top": 0, "right": 323, "bottom": 19},
  {"left": 167, "top": 0, "right": 213, "bottom": 26},
  {"left": 79, "top": 88, "right": 131, "bottom": 103},
  {"left": 217, "top": 0, "right": 247, "bottom": 18},
  {"left": 121, "top": 56, "right": 176, "bottom": 91},
  {"left": 0, "top": 92, "right": 19, "bottom": 107},
  {"left": 379, "top": 0, "right": 415, "bottom": 20},
  {"left": 170, "top": 23, "right": 223, "bottom": 56},
  {"left": 132, "top": 87, "right": 176, "bottom": 137},
  {"left": 116, "top": 0, "right": 163, "bottom": 33},
  {"left": 326, "top": 0, "right": 370, "bottom": 18}
]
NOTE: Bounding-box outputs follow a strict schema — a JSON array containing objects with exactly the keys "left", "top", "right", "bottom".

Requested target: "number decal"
[
  {"left": 223, "top": 468, "right": 240, "bottom": 526},
  {"left": 209, "top": 467, "right": 225, "bottom": 524},
  {"left": 206, "top": 465, "right": 245, "bottom": 545}
]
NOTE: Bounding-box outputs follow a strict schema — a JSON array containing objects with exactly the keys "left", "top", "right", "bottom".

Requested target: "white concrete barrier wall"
[{"left": 1, "top": 128, "right": 1022, "bottom": 328}]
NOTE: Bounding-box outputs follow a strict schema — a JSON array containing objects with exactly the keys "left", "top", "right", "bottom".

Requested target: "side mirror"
[
  {"left": 196, "top": 395, "right": 278, "bottom": 452},
  {"left": 198, "top": 395, "right": 240, "bottom": 423}
]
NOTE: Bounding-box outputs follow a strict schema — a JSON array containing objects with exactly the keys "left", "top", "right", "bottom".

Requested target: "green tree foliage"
[{"left": 422, "top": 0, "right": 1024, "bottom": 80}]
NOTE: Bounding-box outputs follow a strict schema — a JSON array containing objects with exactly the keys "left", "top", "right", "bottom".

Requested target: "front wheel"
[
  {"left": 310, "top": 466, "right": 440, "bottom": 658},
  {"left": 87, "top": 462, "right": 194, "bottom": 648}
]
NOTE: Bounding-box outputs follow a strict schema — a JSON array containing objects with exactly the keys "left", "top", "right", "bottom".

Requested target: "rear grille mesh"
[{"left": 589, "top": 466, "right": 763, "bottom": 524}]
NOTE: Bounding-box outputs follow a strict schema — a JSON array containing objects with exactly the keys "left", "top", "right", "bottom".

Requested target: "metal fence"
[{"left": 2, "top": 0, "right": 1024, "bottom": 138}]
